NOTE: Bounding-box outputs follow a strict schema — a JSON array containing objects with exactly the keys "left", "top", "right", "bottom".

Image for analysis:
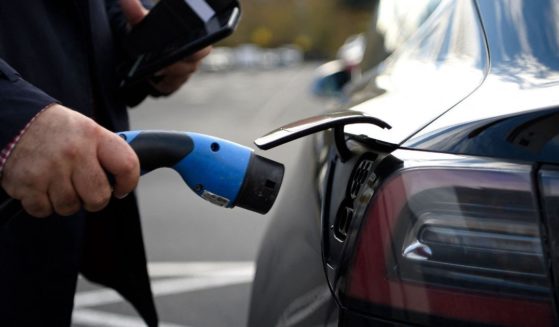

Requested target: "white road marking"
[
  {"left": 72, "top": 261, "right": 254, "bottom": 327},
  {"left": 147, "top": 261, "right": 254, "bottom": 278},
  {"left": 73, "top": 308, "right": 189, "bottom": 327}
]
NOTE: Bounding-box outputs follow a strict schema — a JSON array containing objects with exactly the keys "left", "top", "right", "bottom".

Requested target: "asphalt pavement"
[{"left": 72, "top": 63, "right": 327, "bottom": 327}]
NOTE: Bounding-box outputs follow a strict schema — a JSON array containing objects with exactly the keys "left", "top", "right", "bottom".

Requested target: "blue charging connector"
[{"left": 118, "top": 130, "right": 283, "bottom": 214}]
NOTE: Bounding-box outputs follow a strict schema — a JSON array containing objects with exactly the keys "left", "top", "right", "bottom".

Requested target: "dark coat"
[{"left": 0, "top": 1, "right": 158, "bottom": 326}]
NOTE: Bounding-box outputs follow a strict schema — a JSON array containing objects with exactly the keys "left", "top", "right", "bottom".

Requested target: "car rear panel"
[{"left": 321, "top": 140, "right": 558, "bottom": 326}]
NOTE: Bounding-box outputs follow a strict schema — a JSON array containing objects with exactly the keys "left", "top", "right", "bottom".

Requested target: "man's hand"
[
  {"left": 1, "top": 104, "right": 140, "bottom": 218},
  {"left": 120, "top": 0, "right": 211, "bottom": 94}
]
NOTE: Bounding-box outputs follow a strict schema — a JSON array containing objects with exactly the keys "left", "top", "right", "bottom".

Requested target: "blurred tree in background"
[{"left": 219, "top": 0, "right": 374, "bottom": 59}]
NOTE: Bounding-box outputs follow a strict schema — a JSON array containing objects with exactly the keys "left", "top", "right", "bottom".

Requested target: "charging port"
[{"left": 335, "top": 205, "right": 354, "bottom": 241}]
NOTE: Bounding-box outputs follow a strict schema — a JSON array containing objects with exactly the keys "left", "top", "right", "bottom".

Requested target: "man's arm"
[{"left": 0, "top": 59, "right": 140, "bottom": 218}]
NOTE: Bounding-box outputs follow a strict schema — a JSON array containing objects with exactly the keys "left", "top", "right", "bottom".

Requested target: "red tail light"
[{"left": 341, "top": 159, "right": 555, "bottom": 326}]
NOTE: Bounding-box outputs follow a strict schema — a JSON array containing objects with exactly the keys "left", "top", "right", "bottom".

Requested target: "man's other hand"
[
  {"left": 119, "top": 0, "right": 211, "bottom": 95},
  {"left": 1, "top": 105, "right": 140, "bottom": 218}
]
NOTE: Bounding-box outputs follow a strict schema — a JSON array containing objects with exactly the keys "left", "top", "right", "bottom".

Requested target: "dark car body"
[{"left": 248, "top": 0, "right": 559, "bottom": 326}]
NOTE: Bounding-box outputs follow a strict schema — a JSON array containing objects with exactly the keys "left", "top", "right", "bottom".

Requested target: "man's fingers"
[
  {"left": 73, "top": 162, "right": 112, "bottom": 212},
  {"left": 21, "top": 193, "right": 53, "bottom": 218},
  {"left": 183, "top": 46, "right": 212, "bottom": 62},
  {"left": 150, "top": 47, "right": 211, "bottom": 94},
  {"left": 155, "top": 48, "right": 212, "bottom": 77},
  {"left": 97, "top": 134, "right": 139, "bottom": 199},
  {"left": 48, "top": 178, "right": 81, "bottom": 216},
  {"left": 119, "top": 0, "right": 148, "bottom": 26},
  {"left": 158, "top": 61, "right": 197, "bottom": 77},
  {"left": 159, "top": 75, "right": 190, "bottom": 93}
]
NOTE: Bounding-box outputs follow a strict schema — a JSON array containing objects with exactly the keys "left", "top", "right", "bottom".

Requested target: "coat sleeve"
[{"left": 0, "top": 58, "right": 58, "bottom": 150}]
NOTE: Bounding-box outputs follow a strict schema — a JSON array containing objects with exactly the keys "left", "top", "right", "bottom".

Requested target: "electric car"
[{"left": 248, "top": 0, "right": 559, "bottom": 326}]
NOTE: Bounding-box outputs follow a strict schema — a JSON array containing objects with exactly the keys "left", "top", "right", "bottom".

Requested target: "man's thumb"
[{"left": 120, "top": 0, "right": 148, "bottom": 26}]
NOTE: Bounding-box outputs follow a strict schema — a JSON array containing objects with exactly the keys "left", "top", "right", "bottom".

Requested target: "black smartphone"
[{"left": 119, "top": 0, "right": 241, "bottom": 88}]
